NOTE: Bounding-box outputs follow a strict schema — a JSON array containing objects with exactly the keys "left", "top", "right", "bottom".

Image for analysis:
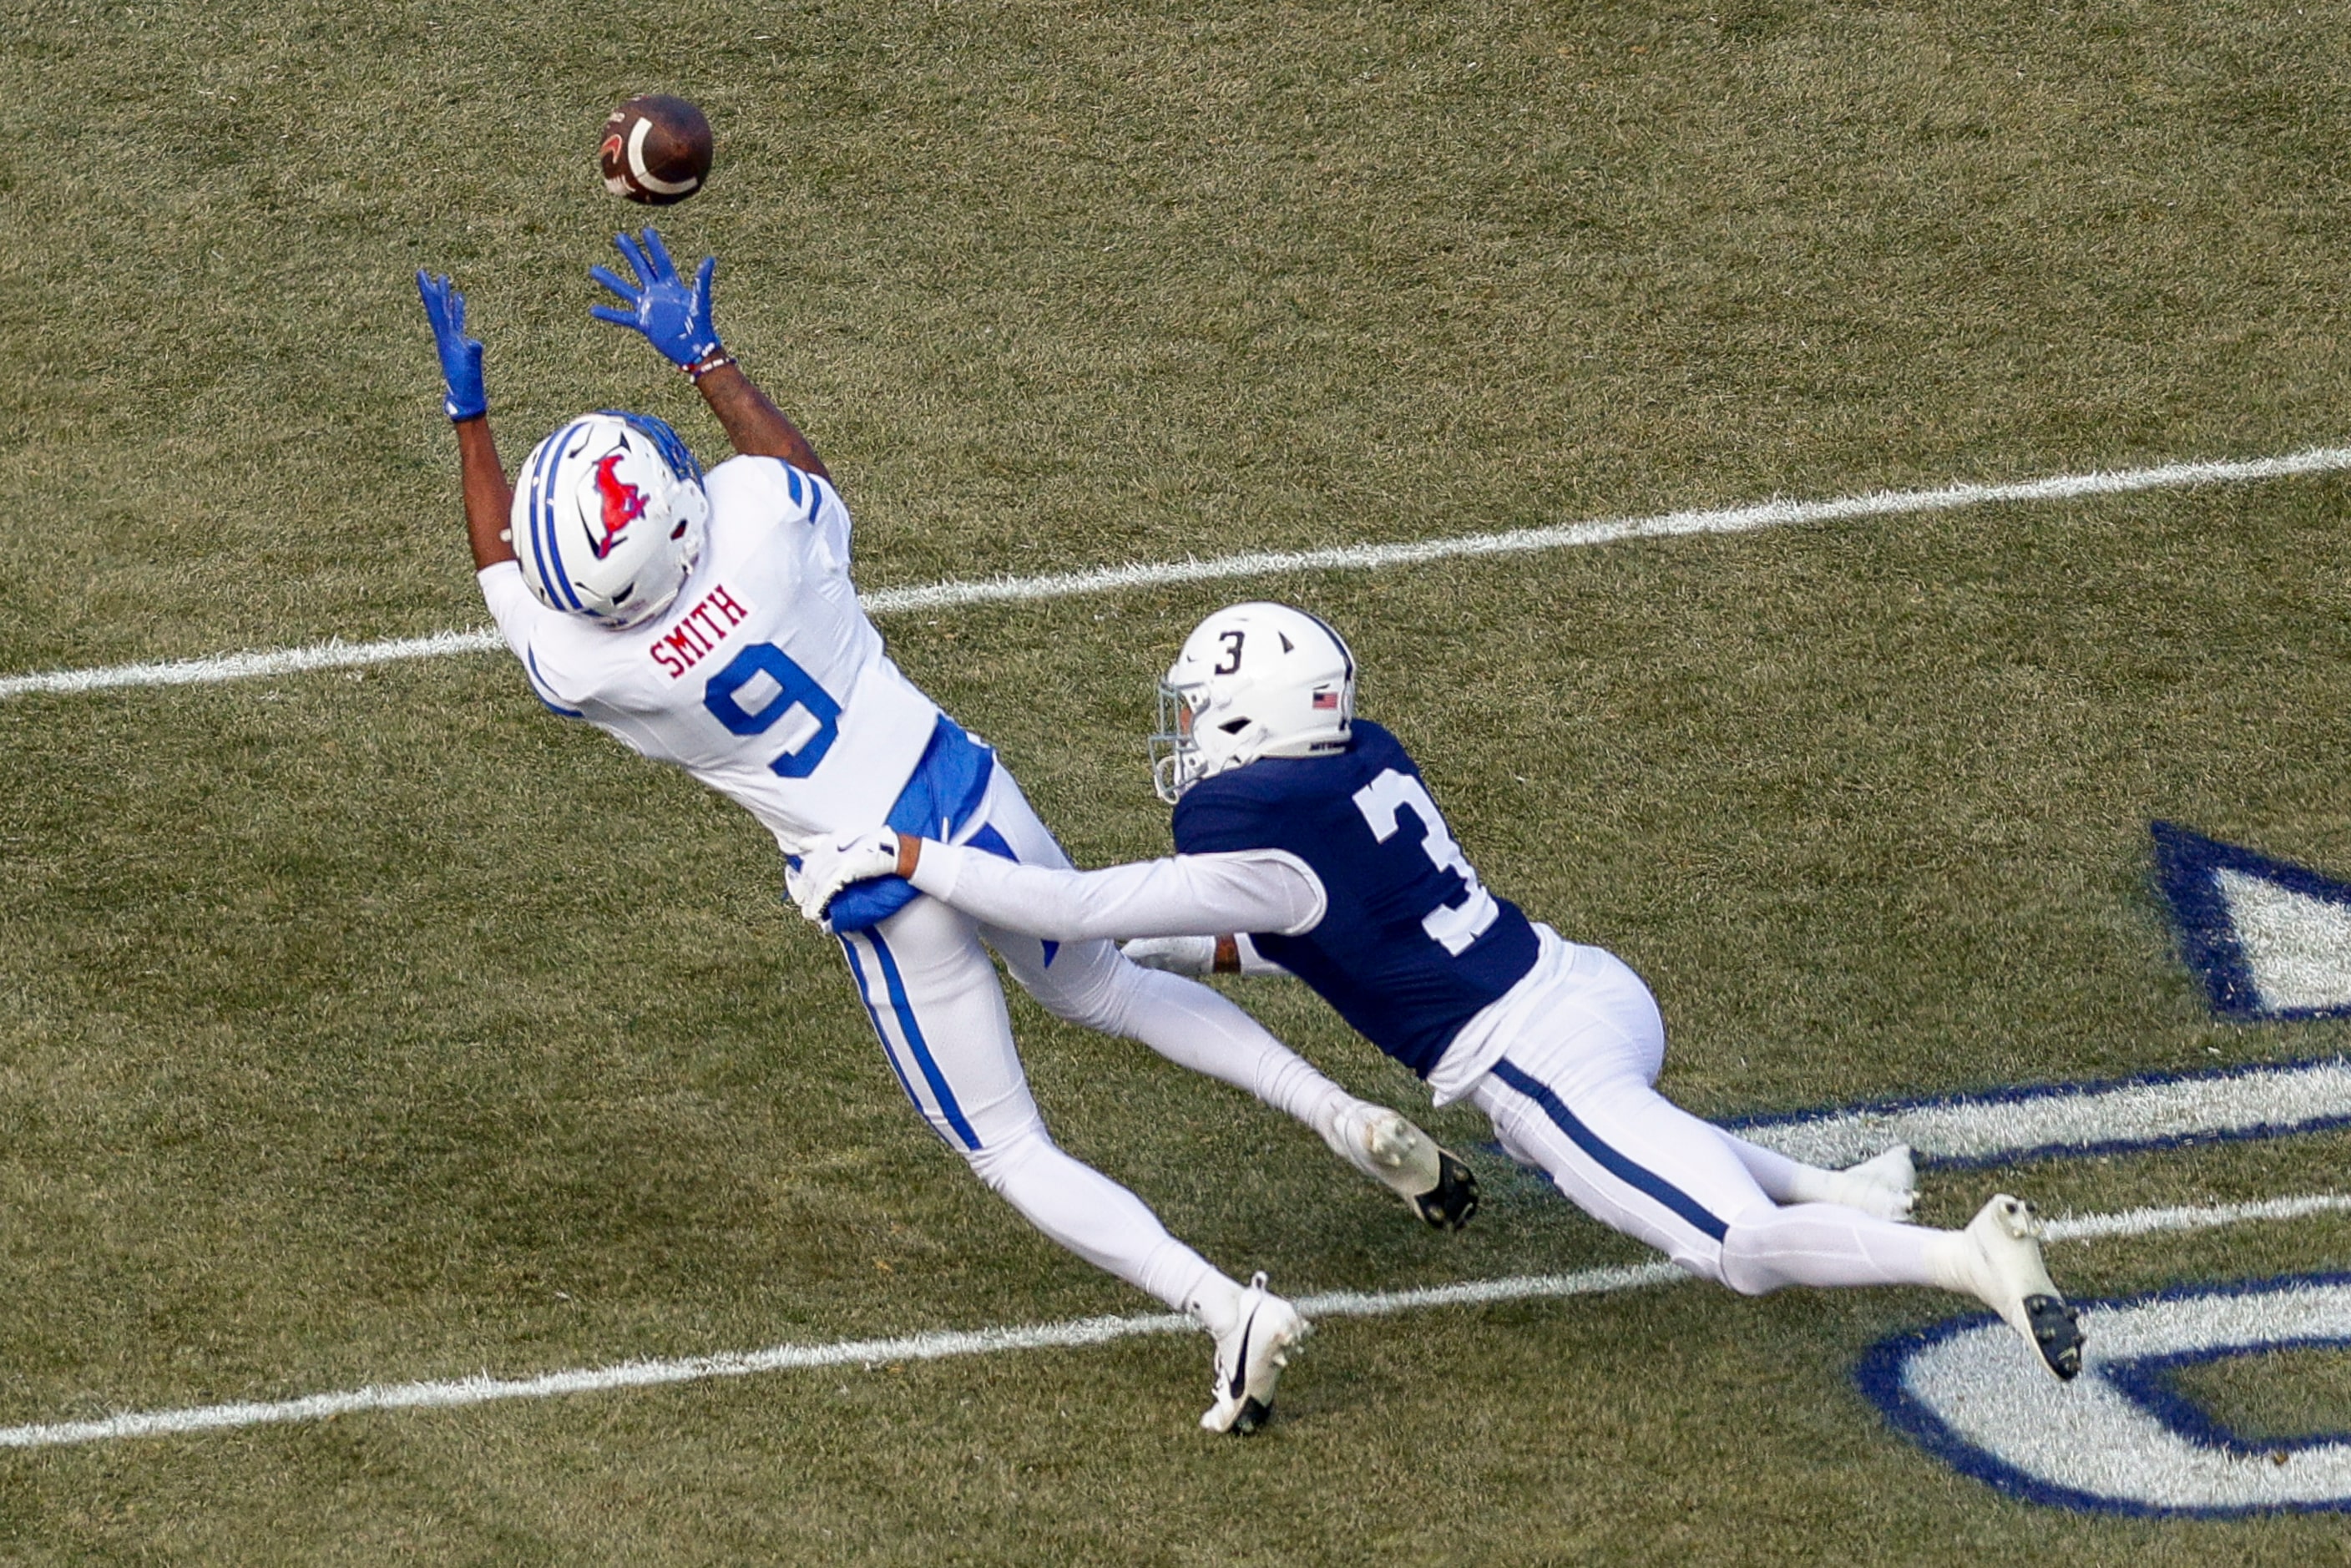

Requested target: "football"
[{"left": 599, "top": 94, "right": 713, "bottom": 205}]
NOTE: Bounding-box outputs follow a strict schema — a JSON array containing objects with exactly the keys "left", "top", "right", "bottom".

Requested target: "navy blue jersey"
[{"left": 1172, "top": 721, "right": 1540, "bottom": 1077}]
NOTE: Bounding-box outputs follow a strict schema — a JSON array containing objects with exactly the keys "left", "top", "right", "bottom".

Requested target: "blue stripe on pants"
[
  {"left": 867, "top": 929, "right": 983, "bottom": 1151},
  {"left": 1489, "top": 1058, "right": 1727, "bottom": 1242},
  {"left": 839, "top": 936, "right": 928, "bottom": 1127}
]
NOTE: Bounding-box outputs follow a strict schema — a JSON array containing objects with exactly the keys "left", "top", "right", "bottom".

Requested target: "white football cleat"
[
  {"left": 1200, "top": 1273, "right": 1309, "bottom": 1435},
  {"left": 1822, "top": 1144, "right": 1918, "bottom": 1222},
  {"left": 1950, "top": 1194, "right": 2085, "bottom": 1380},
  {"left": 1333, "top": 1105, "right": 1480, "bottom": 1230}
]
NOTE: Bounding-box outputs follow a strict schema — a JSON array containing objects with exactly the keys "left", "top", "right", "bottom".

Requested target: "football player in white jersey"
[
  {"left": 796, "top": 601, "right": 2089, "bottom": 1383},
  {"left": 413, "top": 234, "right": 1480, "bottom": 1434}
]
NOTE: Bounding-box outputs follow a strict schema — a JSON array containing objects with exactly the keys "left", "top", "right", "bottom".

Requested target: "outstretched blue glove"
[
  {"left": 415, "top": 271, "right": 488, "bottom": 422},
  {"left": 590, "top": 228, "right": 724, "bottom": 370}
]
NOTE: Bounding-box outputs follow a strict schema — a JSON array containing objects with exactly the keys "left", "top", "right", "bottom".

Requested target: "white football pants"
[
  {"left": 829, "top": 762, "right": 1352, "bottom": 1323},
  {"left": 1465, "top": 943, "right": 1943, "bottom": 1295}
]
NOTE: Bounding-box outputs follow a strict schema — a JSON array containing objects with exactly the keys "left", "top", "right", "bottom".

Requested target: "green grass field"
[{"left": 6, "top": 0, "right": 2351, "bottom": 1560}]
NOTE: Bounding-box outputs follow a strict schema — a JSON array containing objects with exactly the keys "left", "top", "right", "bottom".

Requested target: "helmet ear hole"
[{"left": 1219, "top": 718, "right": 1251, "bottom": 735}]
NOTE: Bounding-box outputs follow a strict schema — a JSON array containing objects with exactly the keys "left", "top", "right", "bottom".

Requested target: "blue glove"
[
  {"left": 590, "top": 228, "right": 723, "bottom": 370},
  {"left": 415, "top": 271, "right": 488, "bottom": 421}
]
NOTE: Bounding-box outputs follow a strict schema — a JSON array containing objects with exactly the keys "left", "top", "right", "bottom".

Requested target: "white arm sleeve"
[
  {"left": 908, "top": 843, "right": 1326, "bottom": 943},
  {"left": 477, "top": 562, "right": 584, "bottom": 716},
  {"left": 477, "top": 561, "right": 542, "bottom": 657}
]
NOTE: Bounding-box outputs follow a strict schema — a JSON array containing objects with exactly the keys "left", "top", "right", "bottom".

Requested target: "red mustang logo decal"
[{"left": 589, "top": 453, "right": 647, "bottom": 559}]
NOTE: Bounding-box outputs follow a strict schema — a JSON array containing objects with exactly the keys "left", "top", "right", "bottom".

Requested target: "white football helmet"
[
  {"left": 509, "top": 411, "right": 710, "bottom": 628},
  {"left": 1151, "top": 601, "right": 1356, "bottom": 802}
]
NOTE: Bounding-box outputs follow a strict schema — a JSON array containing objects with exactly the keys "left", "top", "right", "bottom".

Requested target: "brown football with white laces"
[{"left": 599, "top": 94, "right": 712, "bottom": 205}]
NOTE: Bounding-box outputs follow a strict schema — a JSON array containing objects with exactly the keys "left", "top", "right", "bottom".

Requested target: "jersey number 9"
[{"left": 701, "top": 641, "right": 843, "bottom": 778}]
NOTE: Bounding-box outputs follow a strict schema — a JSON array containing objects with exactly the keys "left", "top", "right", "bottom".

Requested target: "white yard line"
[
  {"left": 7, "top": 443, "right": 2348, "bottom": 701},
  {"left": 3, "top": 1191, "right": 2342, "bottom": 1452}
]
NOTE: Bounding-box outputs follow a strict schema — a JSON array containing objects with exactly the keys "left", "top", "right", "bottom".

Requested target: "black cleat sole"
[
  {"left": 1226, "top": 1395, "right": 1273, "bottom": 1435},
  {"left": 1413, "top": 1150, "right": 1481, "bottom": 1231},
  {"left": 2025, "top": 1293, "right": 2085, "bottom": 1380}
]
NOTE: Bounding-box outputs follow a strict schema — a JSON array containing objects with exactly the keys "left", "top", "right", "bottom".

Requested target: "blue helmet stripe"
[
  {"left": 599, "top": 409, "right": 701, "bottom": 483},
  {"left": 525, "top": 424, "right": 567, "bottom": 608},
  {"left": 1296, "top": 606, "right": 1355, "bottom": 680},
  {"left": 532, "top": 421, "right": 585, "bottom": 612}
]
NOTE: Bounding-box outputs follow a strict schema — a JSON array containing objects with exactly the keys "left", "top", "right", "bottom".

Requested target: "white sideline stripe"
[
  {"left": 3, "top": 1192, "right": 2341, "bottom": 1451},
  {"left": 1738, "top": 1059, "right": 2351, "bottom": 1170},
  {"left": 7, "top": 443, "right": 2348, "bottom": 700}
]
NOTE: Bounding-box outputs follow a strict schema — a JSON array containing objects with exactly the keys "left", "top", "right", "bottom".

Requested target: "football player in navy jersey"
[{"left": 796, "top": 601, "right": 2087, "bottom": 1383}]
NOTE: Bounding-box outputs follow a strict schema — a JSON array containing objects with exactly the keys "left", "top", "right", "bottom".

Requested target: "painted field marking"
[
  {"left": 2154, "top": 823, "right": 2351, "bottom": 1020},
  {"left": 3, "top": 1191, "right": 2343, "bottom": 1453},
  {"left": 1733, "top": 1055, "right": 2351, "bottom": 1171},
  {"left": 1862, "top": 1272, "right": 2351, "bottom": 1515},
  {"left": 6, "top": 443, "right": 2347, "bottom": 701}
]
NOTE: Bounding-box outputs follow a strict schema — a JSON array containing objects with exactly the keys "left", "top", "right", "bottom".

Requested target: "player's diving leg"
[
  {"left": 1463, "top": 946, "right": 2082, "bottom": 1378},
  {"left": 958, "top": 764, "right": 1476, "bottom": 1228},
  {"left": 833, "top": 892, "right": 1307, "bottom": 1429},
  {"left": 1716, "top": 1130, "right": 1919, "bottom": 1221}
]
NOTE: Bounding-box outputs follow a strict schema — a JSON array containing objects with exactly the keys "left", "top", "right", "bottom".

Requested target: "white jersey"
[{"left": 480, "top": 454, "right": 942, "bottom": 856}]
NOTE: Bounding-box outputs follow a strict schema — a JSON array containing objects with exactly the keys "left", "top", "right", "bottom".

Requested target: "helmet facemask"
[{"left": 1150, "top": 677, "right": 1209, "bottom": 804}]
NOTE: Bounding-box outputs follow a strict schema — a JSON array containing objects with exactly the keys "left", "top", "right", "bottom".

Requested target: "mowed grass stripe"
[
  {"left": 6, "top": 443, "right": 2347, "bottom": 701},
  {"left": 7, "top": 1192, "right": 2343, "bottom": 1453}
]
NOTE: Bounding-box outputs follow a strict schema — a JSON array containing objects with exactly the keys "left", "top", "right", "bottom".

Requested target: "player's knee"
[
  {"left": 1714, "top": 1216, "right": 1792, "bottom": 1297},
  {"left": 961, "top": 1122, "right": 1055, "bottom": 1195},
  {"left": 1023, "top": 948, "right": 1139, "bottom": 1033}
]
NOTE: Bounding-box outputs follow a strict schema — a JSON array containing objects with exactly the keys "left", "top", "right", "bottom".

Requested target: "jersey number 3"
[
  {"left": 701, "top": 642, "right": 842, "bottom": 778},
  {"left": 1352, "top": 769, "right": 1500, "bottom": 955}
]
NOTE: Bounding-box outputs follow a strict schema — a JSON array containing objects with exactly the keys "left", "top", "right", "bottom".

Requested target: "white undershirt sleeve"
[
  {"left": 477, "top": 561, "right": 544, "bottom": 659},
  {"left": 908, "top": 843, "right": 1326, "bottom": 943},
  {"left": 478, "top": 562, "right": 584, "bottom": 715}
]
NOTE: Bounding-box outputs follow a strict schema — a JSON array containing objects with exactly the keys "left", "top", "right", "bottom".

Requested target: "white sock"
[
  {"left": 1169, "top": 1262, "right": 1245, "bottom": 1338},
  {"left": 1923, "top": 1229, "right": 1981, "bottom": 1300},
  {"left": 968, "top": 1128, "right": 1235, "bottom": 1318},
  {"left": 1110, "top": 968, "right": 1352, "bottom": 1139},
  {"left": 1743, "top": 1146, "right": 1914, "bottom": 1222},
  {"left": 1717, "top": 1204, "right": 1944, "bottom": 1293}
]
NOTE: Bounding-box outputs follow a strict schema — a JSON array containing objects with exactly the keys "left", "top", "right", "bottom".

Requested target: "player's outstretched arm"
[
  {"left": 416, "top": 271, "right": 517, "bottom": 570},
  {"left": 589, "top": 229, "right": 832, "bottom": 482},
  {"left": 794, "top": 830, "right": 1321, "bottom": 943}
]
